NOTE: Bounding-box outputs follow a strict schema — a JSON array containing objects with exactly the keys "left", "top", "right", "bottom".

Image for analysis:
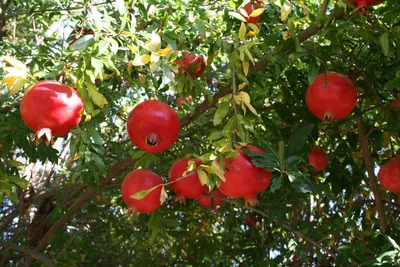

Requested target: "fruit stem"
[{"left": 232, "top": 64, "right": 238, "bottom": 145}]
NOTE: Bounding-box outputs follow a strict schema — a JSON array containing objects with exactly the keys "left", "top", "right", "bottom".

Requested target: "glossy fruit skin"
[
  {"left": 197, "top": 189, "right": 225, "bottom": 210},
  {"left": 176, "top": 97, "right": 192, "bottom": 110},
  {"left": 378, "top": 156, "right": 400, "bottom": 194},
  {"left": 308, "top": 147, "right": 328, "bottom": 172},
  {"left": 349, "top": 0, "right": 384, "bottom": 8},
  {"left": 240, "top": 1, "right": 263, "bottom": 24},
  {"left": 168, "top": 158, "right": 207, "bottom": 199},
  {"left": 218, "top": 145, "right": 272, "bottom": 203},
  {"left": 121, "top": 169, "right": 163, "bottom": 213},
  {"left": 127, "top": 100, "right": 180, "bottom": 153},
  {"left": 174, "top": 52, "right": 206, "bottom": 77},
  {"left": 20, "top": 80, "right": 84, "bottom": 137},
  {"left": 306, "top": 72, "right": 358, "bottom": 122},
  {"left": 245, "top": 215, "right": 257, "bottom": 227}
]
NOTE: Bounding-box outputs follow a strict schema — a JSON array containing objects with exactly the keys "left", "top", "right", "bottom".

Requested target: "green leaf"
[
  {"left": 148, "top": 210, "right": 160, "bottom": 243},
  {"left": 239, "top": 22, "right": 246, "bottom": 42},
  {"left": 197, "top": 170, "right": 209, "bottom": 186},
  {"left": 229, "top": 11, "right": 247, "bottom": 22},
  {"left": 208, "top": 131, "right": 224, "bottom": 141},
  {"left": 131, "top": 184, "right": 160, "bottom": 200},
  {"left": 91, "top": 153, "right": 107, "bottom": 175},
  {"left": 6, "top": 160, "right": 25, "bottom": 167},
  {"left": 70, "top": 34, "right": 95, "bottom": 50},
  {"left": 379, "top": 32, "right": 389, "bottom": 57},
  {"left": 288, "top": 124, "right": 314, "bottom": 156},
  {"left": 87, "top": 126, "right": 102, "bottom": 146},
  {"left": 307, "top": 58, "right": 319, "bottom": 84},
  {"left": 213, "top": 101, "right": 230, "bottom": 126},
  {"left": 270, "top": 176, "right": 281, "bottom": 192},
  {"left": 85, "top": 82, "right": 108, "bottom": 108},
  {"left": 7, "top": 176, "right": 28, "bottom": 189}
]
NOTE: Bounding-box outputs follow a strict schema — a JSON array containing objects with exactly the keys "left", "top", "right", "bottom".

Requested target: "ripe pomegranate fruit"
[
  {"left": 20, "top": 80, "right": 84, "bottom": 145},
  {"left": 127, "top": 100, "right": 180, "bottom": 153},
  {"left": 349, "top": 0, "right": 385, "bottom": 11},
  {"left": 121, "top": 169, "right": 163, "bottom": 213},
  {"left": 176, "top": 96, "right": 192, "bottom": 110},
  {"left": 306, "top": 72, "right": 358, "bottom": 122},
  {"left": 308, "top": 147, "right": 328, "bottom": 172},
  {"left": 197, "top": 189, "right": 225, "bottom": 210},
  {"left": 390, "top": 98, "right": 400, "bottom": 119},
  {"left": 174, "top": 52, "right": 206, "bottom": 77},
  {"left": 378, "top": 156, "right": 400, "bottom": 200},
  {"left": 168, "top": 158, "right": 207, "bottom": 199},
  {"left": 218, "top": 145, "right": 272, "bottom": 205},
  {"left": 245, "top": 215, "right": 257, "bottom": 227},
  {"left": 240, "top": 1, "right": 263, "bottom": 24}
]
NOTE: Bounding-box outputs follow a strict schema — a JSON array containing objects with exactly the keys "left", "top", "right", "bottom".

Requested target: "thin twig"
[{"left": 0, "top": 242, "right": 56, "bottom": 267}]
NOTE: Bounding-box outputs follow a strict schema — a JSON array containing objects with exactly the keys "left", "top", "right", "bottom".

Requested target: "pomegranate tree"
[
  {"left": 218, "top": 145, "right": 272, "bottom": 205},
  {"left": 240, "top": 1, "right": 263, "bottom": 24},
  {"left": 308, "top": 147, "right": 328, "bottom": 172},
  {"left": 168, "top": 158, "right": 207, "bottom": 199},
  {"left": 306, "top": 72, "right": 358, "bottom": 122},
  {"left": 20, "top": 80, "right": 84, "bottom": 145},
  {"left": 127, "top": 100, "right": 180, "bottom": 153},
  {"left": 378, "top": 156, "right": 400, "bottom": 200},
  {"left": 174, "top": 52, "right": 206, "bottom": 77},
  {"left": 121, "top": 169, "right": 163, "bottom": 213},
  {"left": 197, "top": 189, "right": 225, "bottom": 210}
]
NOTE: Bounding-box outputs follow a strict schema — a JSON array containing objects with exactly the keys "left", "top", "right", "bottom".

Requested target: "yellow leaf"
[
  {"left": 238, "top": 91, "right": 257, "bottom": 115},
  {"left": 1, "top": 56, "right": 29, "bottom": 71},
  {"left": 242, "top": 61, "right": 250, "bottom": 76},
  {"left": 150, "top": 62, "right": 159, "bottom": 73},
  {"left": 247, "top": 23, "right": 260, "bottom": 36},
  {"left": 150, "top": 54, "right": 159, "bottom": 63},
  {"left": 211, "top": 160, "right": 225, "bottom": 182},
  {"left": 72, "top": 153, "right": 80, "bottom": 160},
  {"left": 158, "top": 47, "right": 173, "bottom": 57},
  {"left": 233, "top": 95, "right": 241, "bottom": 105},
  {"left": 238, "top": 82, "right": 247, "bottom": 90},
  {"left": 249, "top": 8, "right": 265, "bottom": 17},
  {"left": 132, "top": 54, "right": 149, "bottom": 66},
  {"left": 142, "top": 54, "right": 151, "bottom": 64},
  {"left": 2, "top": 75, "right": 27, "bottom": 95},
  {"left": 160, "top": 186, "right": 168, "bottom": 204},
  {"left": 146, "top": 32, "right": 161, "bottom": 52},
  {"left": 86, "top": 82, "right": 108, "bottom": 108},
  {"left": 352, "top": 152, "right": 363, "bottom": 159},
  {"left": 281, "top": 2, "right": 292, "bottom": 21},
  {"left": 239, "top": 22, "right": 246, "bottom": 42},
  {"left": 282, "top": 31, "right": 291, "bottom": 40}
]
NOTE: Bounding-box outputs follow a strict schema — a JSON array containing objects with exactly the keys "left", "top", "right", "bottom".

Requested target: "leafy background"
[{"left": 0, "top": 0, "right": 400, "bottom": 266}]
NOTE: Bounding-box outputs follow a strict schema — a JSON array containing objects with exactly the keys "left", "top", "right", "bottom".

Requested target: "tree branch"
[
  {"left": 355, "top": 116, "right": 387, "bottom": 232},
  {"left": 211, "top": 196, "right": 337, "bottom": 259},
  {"left": 0, "top": 242, "right": 56, "bottom": 267}
]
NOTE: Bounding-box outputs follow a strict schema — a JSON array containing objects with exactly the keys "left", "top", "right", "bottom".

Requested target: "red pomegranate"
[
  {"left": 308, "top": 147, "right": 328, "bottom": 172},
  {"left": 245, "top": 215, "right": 257, "bottom": 227},
  {"left": 176, "top": 96, "right": 192, "bottom": 110},
  {"left": 20, "top": 80, "right": 84, "bottom": 145},
  {"left": 306, "top": 72, "right": 358, "bottom": 122},
  {"left": 240, "top": 1, "right": 263, "bottom": 24},
  {"left": 127, "top": 100, "right": 180, "bottom": 153},
  {"left": 174, "top": 52, "right": 206, "bottom": 77},
  {"left": 218, "top": 145, "right": 272, "bottom": 205},
  {"left": 197, "top": 189, "right": 225, "bottom": 210},
  {"left": 168, "top": 158, "right": 207, "bottom": 199},
  {"left": 378, "top": 156, "right": 400, "bottom": 199},
  {"left": 390, "top": 98, "right": 400, "bottom": 118},
  {"left": 121, "top": 169, "right": 163, "bottom": 213},
  {"left": 349, "top": 0, "right": 385, "bottom": 10}
]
